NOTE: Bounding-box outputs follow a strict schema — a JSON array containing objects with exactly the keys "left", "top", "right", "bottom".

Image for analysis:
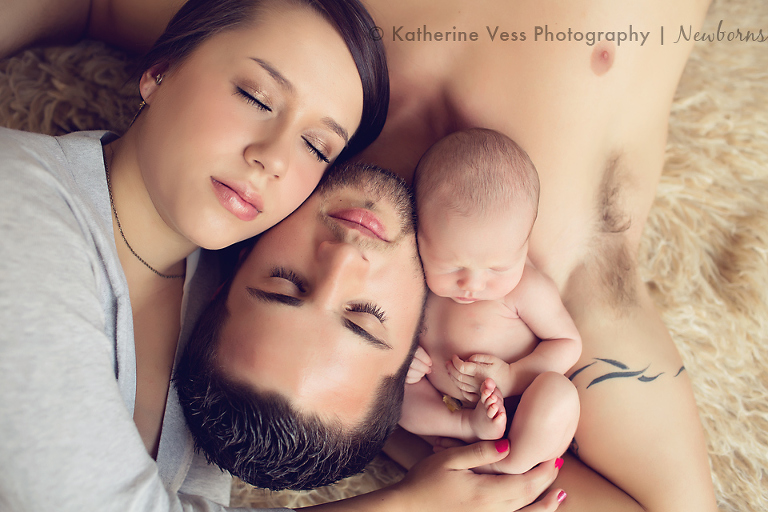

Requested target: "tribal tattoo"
[{"left": 569, "top": 358, "right": 686, "bottom": 389}]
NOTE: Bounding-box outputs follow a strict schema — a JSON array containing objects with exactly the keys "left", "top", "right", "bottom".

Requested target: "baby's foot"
[{"left": 469, "top": 378, "right": 507, "bottom": 440}]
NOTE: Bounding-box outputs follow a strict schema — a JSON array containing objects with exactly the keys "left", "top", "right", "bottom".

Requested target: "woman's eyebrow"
[
  {"left": 322, "top": 117, "right": 349, "bottom": 144},
  {"left": 250, "top": 57, "right": 293, "bottom": 91},
  {"left": 250, "top": 58, "right": 348, "bottom": 144}
]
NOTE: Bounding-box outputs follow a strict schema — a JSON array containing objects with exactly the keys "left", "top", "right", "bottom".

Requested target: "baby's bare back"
[{"left": 420, "top": 293, "right": 538, "bottom": 402}]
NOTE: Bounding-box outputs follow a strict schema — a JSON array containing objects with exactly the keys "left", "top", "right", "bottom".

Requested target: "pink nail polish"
[
  {"left": 555, "top": 458, "right": 564, "bottom": 469},
  {"left": 495, "top": 439, "right": 509, "bottom": 453},
  {"left": 557, "top": 490, "right": 567, "bottom": 503}
]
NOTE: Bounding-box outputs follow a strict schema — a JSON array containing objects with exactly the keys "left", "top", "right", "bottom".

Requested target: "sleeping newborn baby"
[{"left": 400, "top": 128, "right": 581, "bottom": 474}]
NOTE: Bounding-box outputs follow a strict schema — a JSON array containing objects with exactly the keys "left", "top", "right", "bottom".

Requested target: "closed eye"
[
  {"left": 347, "top": 302, "right": 387, "bottom": 323},
  {"left": 270, "top": 267, "right": 306, "bottom": 293},
  {"left": 235, "top": 87, "right": 271, "bottom": 112},
  {"left": 302, "top": 136, "right": 330, "bottom": 164}
]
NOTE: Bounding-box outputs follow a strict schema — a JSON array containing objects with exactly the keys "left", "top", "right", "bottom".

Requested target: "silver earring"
[{"left": 155, "top": 75, "right": 163, "bottom": 85}]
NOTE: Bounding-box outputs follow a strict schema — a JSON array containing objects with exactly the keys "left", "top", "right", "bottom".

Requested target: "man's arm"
[
  {"left": 560, "top": 268, "right": 717, "bottom": 512},
  {"left": 87, "top": 0, "right": 186, "bottom": 53},
  {"left": 0, "top": 0, "right": 90, "bottom": 57},
  {"left": 0, "top": 0, "right": 183, "bottom": 59}
]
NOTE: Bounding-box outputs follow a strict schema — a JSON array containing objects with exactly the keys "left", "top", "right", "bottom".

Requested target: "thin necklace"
[{"left": 104, "top": 155, "right": 185, "bottom": 280}]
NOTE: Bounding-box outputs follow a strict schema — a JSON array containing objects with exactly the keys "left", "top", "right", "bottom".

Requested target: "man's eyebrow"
[
  {"left": 322, "top": 117, "right": 349, "bottom": 144},
  {"left": 343, "top": 319, "right": 392, "bottom": 351},
  {"left": 250, "top": 57, "right": 293, "bottom": 91},
  {"left": 246, "top": 287, "right": 302, "bottom": 307}
]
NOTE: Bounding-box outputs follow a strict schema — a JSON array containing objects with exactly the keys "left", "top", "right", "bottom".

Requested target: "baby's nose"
[{"left": 458, "top": 272, "right": 485, "bottom": 292}]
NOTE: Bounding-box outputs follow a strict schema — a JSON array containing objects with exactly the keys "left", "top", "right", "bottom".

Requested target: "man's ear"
[
  {"left": 138, "top": 63, "right": 169, "bottom": 104},
  {"left": 236, "top": 240, "right": 258, "bottom": 267}
]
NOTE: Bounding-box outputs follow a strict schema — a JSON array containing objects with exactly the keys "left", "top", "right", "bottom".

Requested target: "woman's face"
[{"left": 135, "top": 3, "right": 364, "bottom": 249}]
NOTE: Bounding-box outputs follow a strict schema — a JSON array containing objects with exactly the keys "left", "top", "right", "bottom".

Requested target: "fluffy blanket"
[{"left": 1, "top": 0, "right": 765, "bottom": 510}]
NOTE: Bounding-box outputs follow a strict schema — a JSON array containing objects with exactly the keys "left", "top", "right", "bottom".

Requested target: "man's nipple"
[{"left": 591, "top": 42, "right": 614, "bottom": 76}]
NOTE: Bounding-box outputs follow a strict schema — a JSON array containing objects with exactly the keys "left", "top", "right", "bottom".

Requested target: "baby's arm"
[
  {"left": 506, "top": 265, "right": 582, "bottom": 390},
  {"left": 451, "top": 265, "right": 582, "bottom": 398}
]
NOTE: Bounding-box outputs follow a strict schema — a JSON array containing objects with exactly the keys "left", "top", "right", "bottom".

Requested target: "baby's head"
[{"left": 414, "top": 128, "right": 539, "bottom": 303}]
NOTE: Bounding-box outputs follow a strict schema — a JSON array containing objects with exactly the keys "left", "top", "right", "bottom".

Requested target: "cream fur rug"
[{"left": 1, "top": 0, "right": 765, "bottom": 510}]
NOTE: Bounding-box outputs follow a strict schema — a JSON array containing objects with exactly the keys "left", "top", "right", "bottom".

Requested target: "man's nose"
[
  {"left": 244, "top": 129, "right": 290, "bottom": 180},
  {"left": 314, "top": 240, "right": 370, "bottom": 305},
  {"left": 457, "top": 270, "right": 485, "bottom": 293}
]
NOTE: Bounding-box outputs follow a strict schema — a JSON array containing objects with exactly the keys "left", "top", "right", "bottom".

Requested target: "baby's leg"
[
  {"left": 468, "top": 379, "right": 507, "bottom": 440},
  {"left": 400, "top": 377, "right": 481, "bottom": 442},
  {"left": 494, "top": 371, "right": 580, "bottom": 474}
]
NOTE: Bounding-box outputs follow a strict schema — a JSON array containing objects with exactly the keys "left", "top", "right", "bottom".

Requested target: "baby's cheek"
[
  {"left": 425, "top": 272, "right": 453, "bottom": 297},
  {"left": 487, "top": 277, "right": 516, "bottom": 300}
]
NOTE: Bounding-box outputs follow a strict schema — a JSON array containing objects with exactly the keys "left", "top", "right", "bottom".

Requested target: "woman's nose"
[{"left": 244, "top": 131, "right": 290, "bottom": 180}]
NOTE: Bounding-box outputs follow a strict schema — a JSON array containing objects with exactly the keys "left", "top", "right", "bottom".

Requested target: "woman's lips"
[
  {"left": 211, "top": 178, "right": 263, "bottom": 222},
  {"left": 328, "top": 208, "right": 389, "bottom": 241}
]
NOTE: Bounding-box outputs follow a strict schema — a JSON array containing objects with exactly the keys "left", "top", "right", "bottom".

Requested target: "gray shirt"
[{"left": 0, "top": 127, "right": 287, "bottom": 512}]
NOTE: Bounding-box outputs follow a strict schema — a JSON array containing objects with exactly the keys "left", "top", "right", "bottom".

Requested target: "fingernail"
[
  {"left": 495, "top": 439, "right": 509, "bottom": 453},
  {"left": 557, "top": 490, "right": 567, "bottom": 503},
  {"left": 555, "top": 458, "right": 564, "bottom": 469}
]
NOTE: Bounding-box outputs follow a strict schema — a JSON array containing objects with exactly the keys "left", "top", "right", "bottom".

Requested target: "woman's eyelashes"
[
  {"left": 302, "top": 136, "right": 330, "bottom": 164},
  {"left": 235, "top": 86, "right": 331, "bottom": 164},
  {"left": 235, "top": 86, "right": 271, "bottom": 112}
]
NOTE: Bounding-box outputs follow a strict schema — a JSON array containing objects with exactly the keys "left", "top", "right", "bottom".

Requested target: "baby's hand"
[
  {"left": 406, "top": 346, "right": 433, "bottom": 384},
  {"left": 447, "top": 354, "right": 512, "bottom": 402}
]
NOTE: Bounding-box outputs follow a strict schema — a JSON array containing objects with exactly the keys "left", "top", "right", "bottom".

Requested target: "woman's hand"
[{"left": 393, "top": 440, "right": 565, "bottom": 512}]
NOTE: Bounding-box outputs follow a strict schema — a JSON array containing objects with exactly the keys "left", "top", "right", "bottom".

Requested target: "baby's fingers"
[
  {"left": 407, "top": 358, "right": 431, "bottom": 378},
  {"left": 467, "top": 353, "right": 501, "bottom": 366},
  {"left": 414, "top": 346, "right": 433, "bottom": 367},
  {"left": 448, "top": 355, "right": 479, "bottom": 378}
]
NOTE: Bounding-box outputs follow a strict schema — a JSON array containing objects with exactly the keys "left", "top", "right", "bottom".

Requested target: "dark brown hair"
[
  {"left": 174, "top": 275, "right": 424, "bottom": 490},
  {"left": 136, "top": 0, "right": 389, "bottom": 160}
]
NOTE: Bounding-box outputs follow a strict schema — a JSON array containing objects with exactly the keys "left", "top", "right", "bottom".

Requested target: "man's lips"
[
  {"left": 328, "top": 208, "right": 389, "bottom": 241},
  {"left": 211, "top": 178, "right": 263, "bottom": 222}
]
